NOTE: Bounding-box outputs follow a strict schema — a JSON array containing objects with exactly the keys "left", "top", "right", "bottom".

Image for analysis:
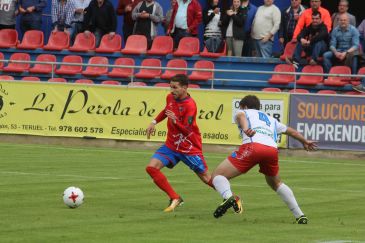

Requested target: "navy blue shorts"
[{"left": 152, "top": 145, "right": 208, "bottom": 174}]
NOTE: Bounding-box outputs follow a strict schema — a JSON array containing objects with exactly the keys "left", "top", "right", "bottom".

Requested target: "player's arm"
[
  {"left": 283, "top": 127, "right": 318, "bottom": 151},
  {"left": 236, "top": 112, "right": 255, "bottom": 137},
  {"left": 146, "top": 108, "right": 167, "bottom": 139}
]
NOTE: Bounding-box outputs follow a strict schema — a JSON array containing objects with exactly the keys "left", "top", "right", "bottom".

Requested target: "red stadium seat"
[
  {"left": 69, "top": 33, "right": 95, "bottom": 52},
  {"left": 0, "top": 29, "right": 18, "bottom": 48},
  {"left": 17, "top": 30, "right": 44, "bottom": 49},
  {"left": 262, "top": 87, "right": 282, "bottom": 92},
  {"left": 188, "top": 84, "right": 201, "bottom": 89},
  {"left": 48, "top": 77, "right": 67, "bottom": 83},
  {"left": 75, "top": 79, "right": 94, "bottom": 84},
  {"left": 101, "top": 80, "right": 121, "bottom": 85},
  {"left": 161, "top": 59, "right": 187, "bottom": 80},
  {"left": 296, "top": 65, "right": 324, "bottom": 85},
  {"left": 289, "top": 88, "right": 310, "bottom": 93},
  {"left": 351, "top": 67, "right": 365, "bottom": 85},
  {"left": 323, "top": 66, "right": 351, "bottom": 86},
  {"left": 121, "top": 35, "right": 147, "bottom": 55},
  {"left": 200, "top": 41, "right": 226, "bottom": 58},
  {"left": 189, "top": 60, "right": 214, "bottom": 81},
  {"left": 317, "top": 90, "right": 337, "bottom": 94},
  {"left": 108, "top": 58, "right": 135, "bottom": 78},
  {"left": 134, "top": 59, "right": 162, "bottom": 79},
  {"left": 82, "top": 56, "right": 109, "bottom": 76},
  {"left": 0, "top": 75, "right": 14, "bottom": 81},
  {"left": 147, "top": 36, "right": 173, "bottom": 55},
  {"left": 29, "top": 54, "right": 57, "bottom": 74},
  {"left": 280, "top": 41, "right": 296, "bottom": 61},
  {"left": 128, "top": 81, "right": 147, "bottom": 86},
  {"left": 268, "top": 64, "right": 295, "bottom": 84},
  {"left": 43, "top": 31, "right": 70, "bottom": 51},
  {"left": 55, "top": 55, "right": 83, "bottom": 75},
  {"left": 173, "top": 37, "right": 200, "bottom": 57},
  {"left": 154, "top": 82, "right": 170, "bottom": 87},
  {"left": 21, "top": 76, "right": 41, "bottom": 81},
  {"left": 95, "top": 34, "right": 122, "bottom": 53},
  {"left": 0, "top": 52, "right": 4, "bottom": 70},
  {"left": 3, "top": 53, "right": 31, "bottom": 72}
]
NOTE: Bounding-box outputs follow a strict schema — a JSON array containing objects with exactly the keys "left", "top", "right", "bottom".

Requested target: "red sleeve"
[
  {"left": 167, "top": 4, "right": 178, "bottom": 32},
  {"left": 173, "top": 101, "right": 197, "bottom": 136},
  {"left": 155, "top": 109, "right": 166, "bottom": 123},
  {"left": 190, "top": 2, "right": 202, "bottom": 32}
]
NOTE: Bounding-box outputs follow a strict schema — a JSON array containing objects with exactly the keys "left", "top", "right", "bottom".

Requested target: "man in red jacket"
[
  {"left": 145, "top": 74, "right": 212, "bottom": 212},
  {"left": 167, "top": 0, "right": 202, "bottom": 48}
]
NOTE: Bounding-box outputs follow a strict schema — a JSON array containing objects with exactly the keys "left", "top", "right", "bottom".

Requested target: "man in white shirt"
[{"left": 211, "top": 95, "right": 317, "bottom": 224}]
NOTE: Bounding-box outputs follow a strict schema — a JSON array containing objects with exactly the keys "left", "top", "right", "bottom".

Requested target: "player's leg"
[
  {"left": 180, "top": 154, "right": 214, "bottom": 187},
  {"left": 146, "top": 146, "right": 183, "bottom": 212},
  {"left": 265, "top": 175, "right": 307, "bottom": 224}
]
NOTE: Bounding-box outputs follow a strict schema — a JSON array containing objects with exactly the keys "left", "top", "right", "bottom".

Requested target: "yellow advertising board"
[{"left": 0, "top": 81, "right": 290, "bottom": 147}]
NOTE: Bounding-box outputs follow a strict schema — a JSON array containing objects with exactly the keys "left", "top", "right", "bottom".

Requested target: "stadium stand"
[
  {"left": 200, "top": 41, "right": 227, "bottom": 58},
  {"left": 43, "top": 31, "right": 70, "bottom": 51},
  {"left": 147, "top": 36, "right": 174, "bottom": 55},
  {"left": 134, "top": 58, "right": 162, "bottom": 79},
  {"left": 296, "top": 65, "right": 324, "bottom": 85},
  {"left": 55, "top": 55, "right": 83, "bottom": 75},
  {"left": 161, "top": 59, "right": 188, "bottom": 80},
  {"left": 17, "top": 30, "right": 44, "bottom": 50},
  {"left": 173, "top": 37, "right": 200, "bottom": 57},
  {"left": 101, "top": 80, "right": 121, "bottom": 85},
  {"left": 0, "top": 75, "right": 14, "bottom": 80},
  {"left": 280, "top": 41, "right": 297, "bottom": 61},
  {"left": 82, "top": 56, "right": 109, "bottom": 76},
  {"left": 189, "top": 60, "right": 214, "bottom": 81},
  {"left": 121, "top": 35, "right": 147, "bottom": 55},
  {"left": 75, "top": 79, "right": 94, "bottom": 84},
  {"left": 69, "top": 33, "right": 96, "bottom": 52},
  {"left": 0, "top": 52, "right": 3, "bottom": 70},
  {"left": 21, "top": 76, "right": 41, "bottom": 81},
  {"left": 317, "top": 90, "right": 337, "bottom": 94},
  {"left": 29, "top": 54, "right": 57, "bottom": 74},
  {"left": 268, "top": 64, "right": 295, "bottom": 85},
  {"left": 188, "top": 84, "right": 201, "bottom": 89},
  {"left": 95, "top": 34, "right": 122, "bottom": 53},
  {"left": 0, "top": 29, "right": 18, "bottom": 48},
  {"left": 108, "top": 57, "right": 135, "bottom": 78},
  {"left": 3, "top": 53, "right": 31, "bottom": 72},
  {"left": 323, "top": 66, "right": 351, "bottom": 87},
  {"left": 154, "top": 82, "right": 170, "bottom": 87},
  {"left": 48, "top": 77, "right": 67, "bottom": 82},
  {"left": 262, "top": 87, "right": 282, "bottom": 92},
  {"left": 289, "top": 88, "right": 310, "bottom": 93},
  {"left": 128, "top": 81, "right": 147, "bottom": 86}
]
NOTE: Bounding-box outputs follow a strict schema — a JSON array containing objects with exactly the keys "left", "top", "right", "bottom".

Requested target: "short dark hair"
[
  {"left": 170, "top": 74, "right": 189, "bottom": 87},
  {"left": 239, "top": 95, "right": 260, "bottom": 110},
  {"left": 312, "top": 10, "right": 321, "bottom": 18}
]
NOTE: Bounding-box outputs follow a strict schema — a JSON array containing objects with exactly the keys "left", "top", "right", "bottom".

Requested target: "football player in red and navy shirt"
[{"left": 146, "top": 74, "right": 212, "bottom": 212}]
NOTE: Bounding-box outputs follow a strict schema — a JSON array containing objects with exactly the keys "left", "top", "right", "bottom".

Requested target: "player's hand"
[
  {"left": 146, "top": 123, "right": 155, "bottom": 139},
  {"left": 165, "top": 110, "right": 177, "bottom": 124},
  {"left": 244, "top": 128, "right": 256, "bottom": 137},
  {"left": 303, "top": 140, "right": 318, "bottom": 151}
]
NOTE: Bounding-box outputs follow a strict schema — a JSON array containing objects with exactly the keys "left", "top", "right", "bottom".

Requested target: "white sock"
[
  {"left": 212, "top": 175, "right": 233, "bottom": 199},
  {"left": 276, "top": 183, "right": 304, "bottom": 218}
]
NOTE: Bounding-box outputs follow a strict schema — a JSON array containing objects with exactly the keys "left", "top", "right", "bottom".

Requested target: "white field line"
[{"left": 0, "top": 171, "right": 364, "bottom": 194}]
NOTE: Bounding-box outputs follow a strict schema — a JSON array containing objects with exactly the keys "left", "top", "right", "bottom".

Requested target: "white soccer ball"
[{"left": 63, "top": 186, "right": 84, "bottom": 208}]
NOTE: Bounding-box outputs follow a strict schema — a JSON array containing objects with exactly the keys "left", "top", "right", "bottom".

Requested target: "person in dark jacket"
[
  {"left": 203, "top": 0, "right": 224, "bottom": 53},
  {"left": 83, "top": 0, "right": 117, "bottom": 47},
  {"left": 18, "top": 0, "right": 47, "bottom": 34},
  {"left": 289, "top": 10, "right": 328, "bottom": 65},
  {"left": 221, "top": 0, "right": 246, "bottom": 56}
]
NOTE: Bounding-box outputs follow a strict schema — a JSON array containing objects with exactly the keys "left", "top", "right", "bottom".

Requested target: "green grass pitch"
[{"left": 0, "top": 143, "right": 364, "bottom": 243}]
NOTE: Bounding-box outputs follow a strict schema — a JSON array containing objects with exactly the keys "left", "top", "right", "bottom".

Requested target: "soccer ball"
[{"left": 63, "top": 186, "right": 84, "bottom": 208}]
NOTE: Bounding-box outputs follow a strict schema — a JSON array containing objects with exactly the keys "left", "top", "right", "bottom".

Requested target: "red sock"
[{"left": 146, "top": 166, "right": 180, "bottom": 199}]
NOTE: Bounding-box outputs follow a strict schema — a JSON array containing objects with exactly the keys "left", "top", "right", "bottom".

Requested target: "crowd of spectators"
[{"left": 0, "top": 0, "right": 365, "bottom": 90}]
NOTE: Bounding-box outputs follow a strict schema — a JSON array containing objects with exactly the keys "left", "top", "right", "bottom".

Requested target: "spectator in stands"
[
  {"left": 70, "top": 0, "right": 91, "bottom": 44},
  {"left": 51, "top": 0, "right": 76, "bottom": 35},
  {"left": 167, "top": 0, "right": 202, "bottom": 48},
  {"left": 358, "top": 19, "right": 365, "bottom": 52},
  {"left": 221, "top": 0, "right": 246, "bottom": 57},
  {"left": 292, "top": 0, "right": 331, "bottom": 42},
  {"left": 241, "top": 0, "right": 257, "bottom": 56},
  {"left": 251, "top": 0, "right": 281, "bottom": 58},
  {"left": 331, "top": 0, "right": 356, "bottom": 28},
  {"left": 83, "top": 0, "right": 117, "bottom": 47},
  {"left": 203, "top": 0, "right": 223, "bottom": 53},
  {"left": 0, "top": 0, "right": 18, "bottom": 29},
  {"left": 323, "top": 14, "right": 360, "bottom": 74},
  {"left": 287, "top": 10, "right": 328, "bottom": 66},
  {"left": 278, "top": 0, "right": 305, "bottom": 48},
  {"left": 116, "top": 0, "right": 142, "bottom": 43},
  {"left": 131, "top": 0, "right": 163, "bottom": 49},
  {"left": 18, "top": 0, "right": 47, "bottom": 34},
  {"left": 163, "top": 0, "right": 176, "bottom": 33}
]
